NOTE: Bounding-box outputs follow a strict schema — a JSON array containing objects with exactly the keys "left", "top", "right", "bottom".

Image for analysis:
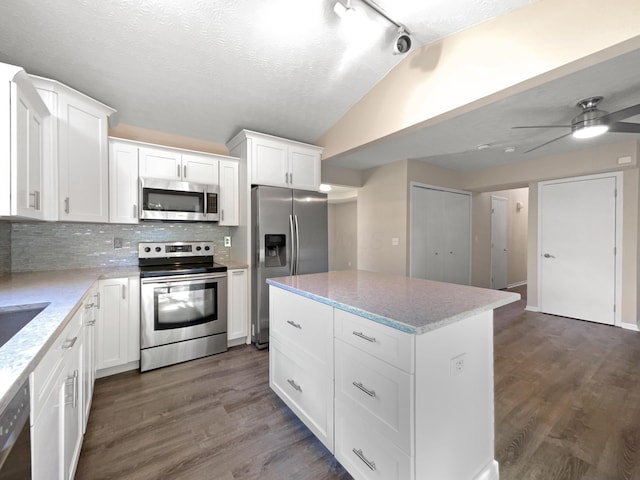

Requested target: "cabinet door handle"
[
  {"left": 62, "top": 336, "right": 77, "bottom": 349},
  {"left": 86, "top": 319, "right": 96, "bottom": 326},
  {"left": 286, "top": 320, "right": 302, "bottom": 329},
  {"left": 352, "top": 381, "right": 376, "bottom": 398},
  {"left": 184, "top": 165, "right": 187, "bottom": 178},
  {"left": 289, "top": 172, "right": 293, "bottom": 184},
  {"left": 352, "top": 331, "right": 376, "bottom": 343},
  {"left": 287, "top": 378, "right": 302, "bottom": 393},
  {"left": 177, "top": 165, "right": 181, "bottom": 178},
  {"left": 95, "top": 292, "right": 101, "bottom": 309},
  {"left": 122, "top": 284, "right": 126, "bottom": 300},
  {"left": 64, "top": 197, "right": 70, "bottom": 214},
  {"left": 221, "top": 209, "right": 224, "bottom": 222},
  {"left": 29, "top": 191, "right": 41, "bottom": 210},
  {"left": 133, "top": 204, "right": 138, "bottom": 218},
  {"left": 285, "top": 172, "right": 289, "bottom": 184},
  {"left": 352, "top": 448, "right": 376, "bottom": 471},
  {"left": 84, "top": 302, "right": 95, "bottom": 309},
  {"left": 65, "top": 371, "right": 78, "bottom": 408}
]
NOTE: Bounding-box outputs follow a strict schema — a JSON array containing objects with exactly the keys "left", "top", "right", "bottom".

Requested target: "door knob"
[{"left": 543, "top": 253, "right": 555, "bottom": 258}]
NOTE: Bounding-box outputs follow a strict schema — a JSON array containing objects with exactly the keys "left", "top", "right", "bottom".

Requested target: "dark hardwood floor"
[{"left": 76, "top": 286, "right": 640, "bottom": 479}]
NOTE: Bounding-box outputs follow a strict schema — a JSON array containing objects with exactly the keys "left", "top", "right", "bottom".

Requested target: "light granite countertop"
[
  {"left": 0, "top": 267, "right": 139, "bottom": 414},
  {"left": 267, "top": 270, "right": 520, "bottom": 335}
]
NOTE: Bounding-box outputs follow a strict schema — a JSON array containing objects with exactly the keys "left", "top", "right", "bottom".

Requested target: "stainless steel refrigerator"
[{"left": 251, "top": 185, "right": 328, "bottom": 348}]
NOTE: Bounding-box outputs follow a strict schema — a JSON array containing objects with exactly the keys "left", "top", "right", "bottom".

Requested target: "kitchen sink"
[{"left": 0, "top": 303, "right": 50, "bottom": 349}]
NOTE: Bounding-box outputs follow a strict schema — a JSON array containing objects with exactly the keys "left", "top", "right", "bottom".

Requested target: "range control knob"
[
  {"left": 196, "top": 246, "right": 202, "bottom": 251},
  {"left": 155, "top": 247, "right": 162, "bottom": 253},
  {"left": 144, "top": 247, "right": 151, "bottom": 253},
  {"left": 204, "top": 246, "right": 210, "bottom": 251}
]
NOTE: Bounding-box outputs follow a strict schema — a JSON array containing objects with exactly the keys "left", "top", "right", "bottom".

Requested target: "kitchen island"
[{"left": 267, "top": 270, "right": 519, "bottom": 480}]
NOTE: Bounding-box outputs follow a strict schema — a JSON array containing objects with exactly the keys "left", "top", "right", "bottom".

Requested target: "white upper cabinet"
[
  {"left": 183, "top": 153, "right": 219, "bottom": 184},
  {"left": 219, "top": 158, "right": 239, "bottom": 226},
  {"left": 109, "top": 139, "right": 139, "bottom": 224},
  {"left": 227, "top": 130, "right": 323, "bottom": 191},
  {"left": 30, "top": 75, "right": 116, "bottom": 223},
  {"left": 0, "top": 63, "right": 50, "bottom": 220},
  {"left": 139, "top": 147, "right": 219, "bottom": 185}
]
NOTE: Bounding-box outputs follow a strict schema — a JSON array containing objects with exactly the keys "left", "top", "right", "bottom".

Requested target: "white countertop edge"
[{"left": 266, "top": 279, "right": 516, "bottom": 335}]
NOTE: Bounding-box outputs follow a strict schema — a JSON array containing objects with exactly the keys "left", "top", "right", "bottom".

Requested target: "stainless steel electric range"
[{"left": 138, "top": 241, "right": 228, "bottom": 372}]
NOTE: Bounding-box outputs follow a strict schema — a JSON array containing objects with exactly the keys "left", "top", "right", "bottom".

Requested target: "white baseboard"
[
  {"left": 507, "top": 281, "right": 527, "bottom": 288},
  {"left": 622, "top": 322, "right": 639, "bottom": 332},
  {"left": 525, "top": 305, "right": 539, "bottom": 312},
  {"left": 96, "top": 360, "right": 139, "bottom": 379},
  {"left": 474, "top": 460, "right": 499, "bottom": 480}
]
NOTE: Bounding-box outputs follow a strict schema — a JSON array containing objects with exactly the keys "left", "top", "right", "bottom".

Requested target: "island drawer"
[
  {"left": 335, "top": 414, "right": 413, "bottom": 480},
  {"left": 335, "top": 339, "right": 413, "bottom": 455},
  {"left": 269, "top": 288, "right": 333, "bottom": 369},
  {"left": 334, "top": 309, "right": 414, "bottom": 373},
  {"left": 269, "top": 336, "right": 334, "bottom": 452}
]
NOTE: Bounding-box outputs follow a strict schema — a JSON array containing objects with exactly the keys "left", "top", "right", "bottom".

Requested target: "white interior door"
[
  {"left": 491, "top": 196, "right": 508, "bottom": 290},
  {"left": 539, "top": 175, "right": 617, "bottom": 325}
]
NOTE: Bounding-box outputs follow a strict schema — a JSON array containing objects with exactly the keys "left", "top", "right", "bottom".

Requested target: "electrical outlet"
[
  {"left": 450, "top": 353, "right": 466, "bottom": 376},
  {"left": 224, "top": 236, "right": 232, "bottom": 247},
  {"left": 113, "top": 237, "right": 123, "bottom": 249}
]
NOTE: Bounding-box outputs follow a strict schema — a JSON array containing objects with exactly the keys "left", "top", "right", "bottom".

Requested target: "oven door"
[{"left": 140, "top": 272, "right": 227, "bottom": 349}]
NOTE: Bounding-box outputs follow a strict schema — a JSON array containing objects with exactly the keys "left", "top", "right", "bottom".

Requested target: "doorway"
[
  {"left": 538, "top": 172, "right": 621, "bottom": 325},
  {"left": 490, "top": 196, "right": 508, "bottom": 290}
]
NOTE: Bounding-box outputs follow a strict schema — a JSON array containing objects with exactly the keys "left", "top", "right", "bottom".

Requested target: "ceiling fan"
[{"left": 513, "top": 96, "right": 640, "bottom": 153}]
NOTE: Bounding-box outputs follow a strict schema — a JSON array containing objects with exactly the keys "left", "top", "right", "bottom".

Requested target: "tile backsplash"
[
  {"left": 11, "top": 221, "right": 232, "bottom": 272},
  {"left": 0, "top": 221, "right": 10, "bottom": 275}
]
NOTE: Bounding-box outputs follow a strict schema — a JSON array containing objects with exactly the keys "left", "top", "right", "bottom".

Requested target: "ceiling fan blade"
[
  {"left": 608, "top": 121, "right": 640, "bottom": 134},
  {"left": 524, "top": 131, "right": 574, "bottom": 154},
  {"left": 512, "top": 125, "right": 571, "bottom": 129},
  {"left": 602, "top": 103, "right": 640, "bottom": 123}
]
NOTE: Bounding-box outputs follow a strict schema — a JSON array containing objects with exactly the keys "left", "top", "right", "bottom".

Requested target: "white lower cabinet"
[
  {"left": 96, "top": 276, "right": 140, "bottom": 376},
  {"left": 82, "top": 284, "right": 99, "bottom": 432},
  {"left": 269, "top": 288, "right": 334, "bottom": 451},
  {"left": 227, "top": 268, "right": 248, "bottom": 345},
  {"left": 269, "top": 286, "right": 498, "bottom": 480},
  {"left": 30, "top": 290, "right": 87, "bottom": 480}
]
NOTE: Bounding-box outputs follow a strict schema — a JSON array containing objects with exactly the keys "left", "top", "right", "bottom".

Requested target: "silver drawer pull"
[
  {"left": 287, "top": 320, "right": 302, "bottom": 329},
  {"left": 352, "top": 448, "right": 376, "bottom": 471},
  {"left": 287, "top": 378, "right": 302, "bottom": 392},
  {"left": 352, "top": 331, "right": 376, "bottom": 343},
  {"left": 84, "top": 302, "right": 95, "bottom": 309},
  {"left": 352, "top": 381, "right": 376, "bottom": 398},
  {"left": 62, "top": 337, "right": 77, "bottom": 349}
]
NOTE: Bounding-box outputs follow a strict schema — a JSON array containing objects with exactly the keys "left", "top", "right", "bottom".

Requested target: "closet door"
[{"left": 410, "top": 185, "right": 471, "bottom": 285}]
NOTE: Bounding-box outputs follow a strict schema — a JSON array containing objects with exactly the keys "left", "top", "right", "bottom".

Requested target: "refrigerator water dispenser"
[{"left": 265, "top": 234, "right": 286, "bottom": 267}]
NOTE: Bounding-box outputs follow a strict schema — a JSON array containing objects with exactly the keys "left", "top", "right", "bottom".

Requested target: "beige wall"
[
  {"left": 357, "top": 161, "right": 408, "bottom": 274},
  {"left": 472, "top": 188, "right": 528, "bottom": 289},
  {"left": 317, "top": 0, "right": 640, "bottom": 160},
  {"left": 328, "top": 201, "right": 358, "bottom": 271},
  {"left": 109, "top": 123, "right": 230, "bottom": 155}
]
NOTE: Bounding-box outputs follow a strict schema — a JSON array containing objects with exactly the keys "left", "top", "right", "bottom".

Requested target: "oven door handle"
[{"left": 141, "top": 273, "right": 227, "bottom": 284}]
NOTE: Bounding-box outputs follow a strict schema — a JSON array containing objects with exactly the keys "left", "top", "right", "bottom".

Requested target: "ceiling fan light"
[{"left": 572, "top": 124, "right": 609, "bottom": 139}]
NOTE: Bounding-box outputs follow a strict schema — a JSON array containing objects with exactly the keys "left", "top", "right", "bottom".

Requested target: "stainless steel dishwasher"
[{"left": 0, "top": 378, "right": 31, "bottom": 479}]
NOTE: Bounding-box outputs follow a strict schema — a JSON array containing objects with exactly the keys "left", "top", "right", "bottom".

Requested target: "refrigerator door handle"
[
  {"left": 294, "top": 214, "right": 300, "bottom": 276},
  {"left": 289, "top": 214, "right": 296, "bottom": 276}
]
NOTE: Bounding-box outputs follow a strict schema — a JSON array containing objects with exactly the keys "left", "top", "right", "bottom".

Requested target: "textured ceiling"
[{"left": 0, "top": 0, "right": 535, "bottom": 147}]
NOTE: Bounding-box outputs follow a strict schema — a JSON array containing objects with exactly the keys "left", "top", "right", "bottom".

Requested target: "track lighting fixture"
[{"left": 333, "top": 0, "right": 412, "bottom": 55}]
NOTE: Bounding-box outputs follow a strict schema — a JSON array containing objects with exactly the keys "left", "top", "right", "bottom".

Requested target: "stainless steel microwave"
[{"left": 139, "top": 178, "right": 219, "bottom": 222}]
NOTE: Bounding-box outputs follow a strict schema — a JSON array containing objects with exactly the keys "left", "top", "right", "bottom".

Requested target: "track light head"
[{"left": 393, "top": 29, "right": 412, "bottom": 55}]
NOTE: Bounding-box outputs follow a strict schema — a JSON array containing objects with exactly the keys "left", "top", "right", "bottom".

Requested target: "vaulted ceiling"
[{"left": 1, "top": 0, "right": 638, "bottom": 174}]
